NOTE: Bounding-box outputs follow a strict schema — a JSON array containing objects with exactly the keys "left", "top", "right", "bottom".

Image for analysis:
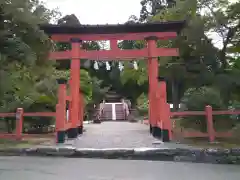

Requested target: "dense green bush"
[{"left": 136, "top": 93, "right": 148, "bottom": 116}]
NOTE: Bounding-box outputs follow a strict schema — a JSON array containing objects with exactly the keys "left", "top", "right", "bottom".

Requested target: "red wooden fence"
[
  {"left": 1, "top": 105, "right": 240, "bottom": 142},
  {"left": 0, "top": 108, "right": 56, "bottom": 140},
  {"left": 171, "top": 105, "right": 240, "bottom": 142}
]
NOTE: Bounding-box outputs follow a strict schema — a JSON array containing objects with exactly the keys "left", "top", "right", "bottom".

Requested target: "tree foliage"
[
  {"left": 0, "top": 0, "right": 59, "bottom": 113},
  {"left": 139, "top": 0, "right": 176, "bottom": 22}
]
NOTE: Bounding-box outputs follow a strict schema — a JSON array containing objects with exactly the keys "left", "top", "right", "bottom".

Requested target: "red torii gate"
[{"left": 41, "top": 21, "right": 185, "bottom": 143}]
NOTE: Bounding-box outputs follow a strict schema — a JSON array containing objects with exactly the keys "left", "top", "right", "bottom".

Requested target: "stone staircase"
[
  {"left": 99, "top": 103, "right": 128, "bottom": 121},
  {"left": 93, "top": 91, "right": 130, "bottom": 122},
  {"left": 115, "top": 103, "right": 126, "bottom": 120},
  {"left": 100, "top": 103, "right": 112, "bottom": 121}
]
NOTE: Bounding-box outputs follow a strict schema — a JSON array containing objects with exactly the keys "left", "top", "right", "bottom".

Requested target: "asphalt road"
[{"left": 0, "top": 157, "right": 239, "bottom": 180}]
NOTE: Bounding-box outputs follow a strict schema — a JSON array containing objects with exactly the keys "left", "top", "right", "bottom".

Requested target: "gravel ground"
[{"left": 65, "top": 121, "right": 189, "bottom": 149}]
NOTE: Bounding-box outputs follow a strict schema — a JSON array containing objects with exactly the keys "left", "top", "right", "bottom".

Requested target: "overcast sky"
[
  {"left": 43, "top": 0, "right": 141, "bottom": 24},
  {"left": 42, "top": 0, "right": 223, "bottom": 48}
]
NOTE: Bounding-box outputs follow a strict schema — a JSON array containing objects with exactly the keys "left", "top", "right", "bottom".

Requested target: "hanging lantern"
[
  {"left": 112, "top": 61, "right": 116, "bottom": 66},
  {"left": 83, "top": 60, "right": 91, "bottom": 68},
  {"left": 98, "top": 61, "right": 104, "bottom": 67},
  {"left": 128, "top": 61, "right": 134, "bottom": 69},
  {"left": 133, "top": 61, "right": 138, "bottom": 70},
  {"left": 105, "top": 61, "right": 111, "bottom": 71},
  {"left": 94, "top": 61, "right": 99, "bottom": 70},
  {"left": 118, "top": 62, "right": 124, "bottom": 71}
]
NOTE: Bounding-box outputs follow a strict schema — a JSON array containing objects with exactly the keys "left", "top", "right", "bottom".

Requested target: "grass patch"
[
  {"left": 0, "top": 135, "right": 54, "bottom": 149},
  {"left": 182, "top": 137, "right": 240, "bottom": 148}
]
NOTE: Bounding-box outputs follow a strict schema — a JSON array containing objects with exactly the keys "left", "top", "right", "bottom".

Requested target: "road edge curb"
[{"left": 0, "top": 147, "right": 240, "bottom": 164}]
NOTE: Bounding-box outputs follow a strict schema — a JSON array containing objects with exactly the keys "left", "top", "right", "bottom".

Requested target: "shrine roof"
[{"left": 40, "top": 21, "right": 186, "bottom": 35}]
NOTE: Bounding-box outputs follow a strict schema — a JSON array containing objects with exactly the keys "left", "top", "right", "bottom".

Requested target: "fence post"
[
  {"left": 205, "top": 105, "right": 215, "bottom": 142},
  {"left": 16, "top": 108, "right": 23, "bottom": 140}
]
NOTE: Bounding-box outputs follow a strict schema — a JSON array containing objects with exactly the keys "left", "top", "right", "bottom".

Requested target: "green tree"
[
  {"left": 139, "top": 0, "right": 176, "bottom": 22},
  {"left": 125, "top": 0, "right": 240, "bottom": 110},
  {"left": 0, "top": 0, "right": 60, "bottom": 132}
]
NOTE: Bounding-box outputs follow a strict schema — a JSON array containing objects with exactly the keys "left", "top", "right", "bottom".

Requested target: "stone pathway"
[{"left": 64, "top": 121, "right": 189, "bottom": 149}]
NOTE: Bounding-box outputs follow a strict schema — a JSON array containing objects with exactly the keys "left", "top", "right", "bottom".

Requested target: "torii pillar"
[
  {"left": 146, "top": 36, "right": 161, "bottom": 137},
  {"left": 67, "top": 38, "right": 82, "bottom": 138},
  {"left": 158, "top": 77, "right": 172, "bottom": 142}
]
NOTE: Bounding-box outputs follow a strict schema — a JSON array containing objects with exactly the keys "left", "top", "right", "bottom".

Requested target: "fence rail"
[
  {"left": 0, "top": 112, "right": 55, "bottom": 118},
  {"left": 171, "top": 110, "right": 240, "bottom": 117},
  {"left": 212, "top": 110, "right": 240, "bottom": 115},
  {"left": 23, "top": 112, "right": 56, "bottom": 117},
  {"left": 0, "top": 113, "right": 16, "bottom": 118},
  {"left": 171, "top": 111, "right": 205, "bottom": 116}
]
